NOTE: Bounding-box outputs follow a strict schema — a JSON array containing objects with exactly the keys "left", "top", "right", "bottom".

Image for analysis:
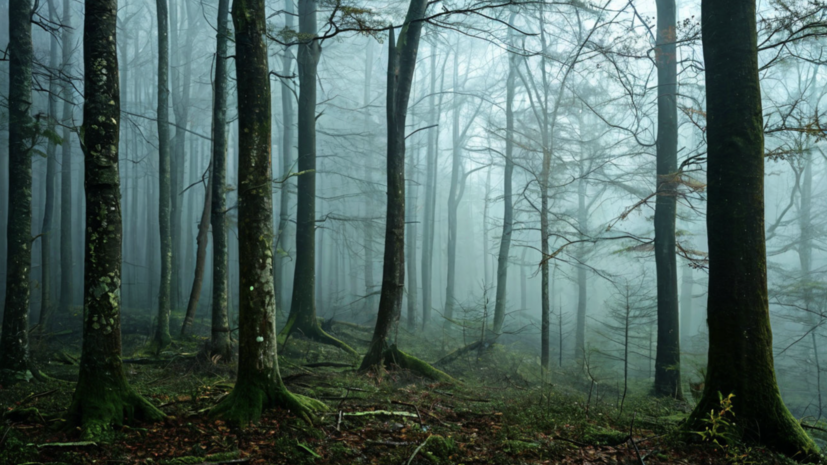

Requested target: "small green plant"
[{"left": 695, "top": 393, "right": 756, "bottom": 465}]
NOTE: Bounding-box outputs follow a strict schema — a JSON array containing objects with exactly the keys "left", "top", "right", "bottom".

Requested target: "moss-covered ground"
[{"left": 1, "top": 310, "right": 821, "bottom": 464}]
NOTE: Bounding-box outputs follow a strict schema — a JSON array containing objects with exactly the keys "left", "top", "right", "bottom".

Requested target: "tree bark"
[
  {"left": 284, "top": 0, "right": 355, "bottom": 355},
  {"left": 360, "top": 0, "right": 429, "bottom": 371},
  {"left": 58, "top": 0, "right": 75, "bottom": 318},
  {"left": 180, "top": 169, "right": 212, "bottom": 335},
  {"left": 209, "top": 0, "right": 324, "bottom": 424},
  {"left": 153, "top": 0, "right": 172, "bottom": 351},
  {"left": 65, "top": 0, "right": 164, "bottom": 436},
  {"left": 420, "top": 45, "right": 437, "bottom": 329},
  {"left": 444, "top": 49, "right": 461, "bottom": 322},
  {"left": 0, "top": 0, "right": 33, "bottom": 374},
  {"left": 653, "top": 0, "right": 682, "bottom": 399},
  {"left": 687, "top": 0, "right": 816, "bottom": 456},
  {"left": 209, "top": 0, "right": 232, "bottom": 360}
]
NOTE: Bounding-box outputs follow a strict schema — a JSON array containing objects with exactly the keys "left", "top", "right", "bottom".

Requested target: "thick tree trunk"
[
  {"left": 360, "top": 0, "right": 429, "bottom": 371},
  {"left": 38, "top": 0, "right": 61, "bottom": 331},
  {"left": 653, "top": 0, "right": 682, "bottom": 399},
  {"left": 210, "top": 0, "right": 323, "bottom": 424},
  {"left": 59, "top": 0, "right": 75, "bottom": 317},
  {"left": 687, "top": 0, "right": 816, "bottom": 456},
  {"left": 284, "top": 0, "right": 355, "bottom": 355},
  {"left": 153, "top": 0, "right": 173, "bottom": 351},
  {"left": 0, "top": 0, "right": 34, "bottom": 375},
  {"left": 210, "top": 0, "right": 232, "bottom": 360},
  {"left": 66, "top": 0, "right": 164, "bottom": 436},
  {"left": 492, "top": 13, "right": 516, "bottom": 335}
]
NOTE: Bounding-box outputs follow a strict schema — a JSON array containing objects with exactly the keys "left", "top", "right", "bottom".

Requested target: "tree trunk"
[
  {"left": 680, "top": 262, "right": 693, "bottom": 348},
  {"left": 210, "top": 0, "right": 232, "bottom": 360},
  {"left": 360, "top": 0, "right": 429, "bottom": 370},
  {"left": 58, "top": 0, "right": 75, "bottom": 317},
  {"left": 153, "top": 0, "right": 172, "bottom": 351},
  {"left": 420, "top": 45, "right": 437, "bottom": 329},
  {"left": 0, "top": 0, "right": 34, "bottom": 375},
  {"left": 209, "top": 0, "right": 324, "bottom": 424},
  {"left": 284, "top": 0, "right": 355, "bottom": 355},
  {"left": 66, "top": 0, "right": 164, "bottom": 435},
  {"left": 363, "top": 39, "right": 377, "bottom": 313},
  {"left": 38, "top": 0, "right": 61, "bottom": 331},
  {"left": 492, "top": 12, "right": 516, "bottom": 335},
  {"left": 575, "top": 178, "right": 587, "bottom": 366},
  {"left": 444, "top": 49, "right": 461, "bottom": 322},
  {"left": 687, "top": 0, "right": 816, "bottom": 455},
  {"left": 653, "top": 0, "right": 682, "bottom": 399},
  {"left": 181, "top": 170, "right": 212, "bottom": 335},
  {"left": 405, "top": 146, "right": 419, "bottom": 331},
  {"left": 274, "top": 0, "right": 295, "bottom": 315}
]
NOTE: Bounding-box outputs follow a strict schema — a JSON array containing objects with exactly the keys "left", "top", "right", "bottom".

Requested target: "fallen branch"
[
  {"left": 407, "top": 436, "right": 432, "bottom": 465},
  {"left": 629, "top": 412, "right": 645, "bottom": 465},
  {"left": 303, "top": 362, "right": 355, "bottom": 368},
  {"left": 391, "top": 400, "right": 424, "bottom": 429}
]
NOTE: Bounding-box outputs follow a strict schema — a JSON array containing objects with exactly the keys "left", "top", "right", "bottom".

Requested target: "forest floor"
[{"left": 0, "top": 315, "right": 818, "bottom": 464}]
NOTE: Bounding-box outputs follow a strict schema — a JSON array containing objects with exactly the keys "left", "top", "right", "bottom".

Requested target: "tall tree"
[
  {"left": 361, "top": 0, "right": 452, "bottom": 377},
  {"left": 209, "top": 0, "right": 324, "bottom": 424},
  {"left": 284, "top": 0, "right": 356, "bottom": 355},
  {"left": 65, "top": 0, "right": 164, "bottom": 436},
  {"left": 686, "top": 0, "right": 816, "bottom": 456},
  {"left": 58, "top": 0, "right": 75, "bottom": 317},
  {"left": 153, "top": 0, "right": 173, "bottom": 351},
  {"left": 209, "top": 0, "right": 232, "bottom": 359},
  {"left": 492, "top": 11, "right": 517, "bottom": 335},
  {"left": 653, "top": 0, "right": 682, "bottom": 399},
  {"left": 0, "top": 0, "right": 34, "bottom": 376},
  {"left": 420, "top": 44, "right": 438, "bottom": 328},
  {"left": 38, "top": 0, "right": 62, "bottom": 331}
]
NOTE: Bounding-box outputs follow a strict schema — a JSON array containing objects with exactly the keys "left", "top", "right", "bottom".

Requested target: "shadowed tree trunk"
[
  {"left": 180, "top": 171, "right": 212, "bottom": 335},
  {"left": 0, "top": 0, "right": 34, "bottom": 376},
  {"left": 274, "top": 0, "right": 295, "bottom": 316},
  {"left": 209, "top": 0, "right": 324, "bottom": 424},
  {"left": 209, "top": 0, "right": 232, "bottom": 360},
  {"left": 680, "top": 262, "right": 693, "bottom": 348},
  {"left": 686, "top": 0, "right": 817, "bottom": 456},
  {"left": 653, "top": 0, "right": 682, "bottom": 399},
  {"left": 492, "top": 11, "right": 517, "bottom": 336},
  {"left": 65, "top": 0, "right": 164, "bottom": 436},
  {"left": 284, "top": 0, "right": 356, "bottom": 355},
  {"left": 363, "top": 39, "right": 377, "bottom": 313},
  {"left": 59, "top": 0, "right": 75, "bottom": 318},
  {"left": 38, "top": 0, "right": 61, "bottom": 331},
  {"left": 153, "top": 0, "right": 173, "bottom": 352},
  {"left": 406, "top": 146, "right": 419, "bottom": 331}
]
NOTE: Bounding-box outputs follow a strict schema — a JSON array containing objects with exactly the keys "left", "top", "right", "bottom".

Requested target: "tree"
[
  {"left": 65, "top": 0, "right": 164, "bottom": 436},
  {"left": 359, "top": 1, "right": 452, "bottom": 383},
  {"left": 653, "top": 0, "right": 682, "bottom": 399},
  {"left": 686, "top": 0, "right": 817, "bottom": 456},
  {"left": 58, "top": 0, "right": 75, "bottom": 319},
  {"left": 284, "top": 0, "right": 356, "bottom": 355},
  {"left": 153, "top": 0, "right": 173, "bottom": 351},
  {"left": 0, "top": 0, "right": 34, "bottom": 377},
  {"left": 209, "top": 0, "right": 324, "bottom": 424},
  {"left": 208, "top": 0, "right": 232, "bottom": 360}
]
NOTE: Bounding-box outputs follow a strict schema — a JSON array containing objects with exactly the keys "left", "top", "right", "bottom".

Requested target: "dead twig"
[
  {"left": 629, "top": 412, "right": 645, "bottom": 465},
  {"left": 391, "top": 400, "right": 424, "bottom": 429}
]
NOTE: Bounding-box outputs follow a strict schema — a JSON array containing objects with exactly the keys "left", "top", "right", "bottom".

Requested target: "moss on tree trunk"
[{"left": 687, "top": 0, "right": 817, "bottom": 458}]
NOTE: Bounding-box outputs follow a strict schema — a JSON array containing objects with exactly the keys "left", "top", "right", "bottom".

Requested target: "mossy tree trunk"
[
  {"left": 209, "top": 0, "right": 232, "bottom": 360},
  {"left": 154, "top": 0, "right": 172, "bottom": 352},
  {"left": 284, "top": 0, "right": 355, "bottom": 356},
  {"left": 361, "top": 0, "right": 429, "bottom": 371},
  {"left": 66, "top": 0, "right": 165, "bottom": 436},
  {"left": 59, "top": 0, "right": 75, "bottom": 319},
  {"left": 210, "top": 0, "right": 324, "bottom": 425},
  {"left": 653, "top": 0, "right": 682, "bottom": 399},
  {"left": 687, "top": 0, "right": 817, "bottom": 457},
  {"left": 0, "top": 0, "right": 33, "bottom": 375}
]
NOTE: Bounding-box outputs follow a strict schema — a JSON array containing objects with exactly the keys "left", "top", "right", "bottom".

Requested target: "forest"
[{"left": 0, "top": 0, "right": 826, "bottom": 463}]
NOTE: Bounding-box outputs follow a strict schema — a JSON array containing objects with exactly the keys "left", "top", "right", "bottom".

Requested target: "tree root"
[
  {"left": 281, "top": 314, "right": 358, "bottom": 357},
  {"left": 65, "top": 385, "right": 165, "bottom": 440},
  {"left": 361, "top": 344, "right": 455, "bottom": 383},
  {"left": 210, "top": 378, "right": 326, "bottom": 426}
]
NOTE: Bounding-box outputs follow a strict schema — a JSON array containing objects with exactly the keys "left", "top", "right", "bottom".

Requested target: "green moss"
[
  {"left": 384, "top": 345, "right": 455, "bottom": 383},
  {"left": 580, "top": 424, "right": 628, "bottom": 446},
  {"left": 424, "top": 435, "right": 458, "bottom": 463},
  {"left": 210, "top": 377, "right": 326, "bottom": 427}
]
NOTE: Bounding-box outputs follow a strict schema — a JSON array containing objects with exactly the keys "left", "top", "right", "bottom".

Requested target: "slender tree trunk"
[
  {"left": 575, "top": 178, "right": 587, "bottom": 366},
  {"left": 209, "top": 0, "right": 323, "bottom": 424},
  {"left": 38, "top": 0, "right": 61, "bottom": 331},
  {"left": 59, "top": 0, "right": 75, "bottom": 317},
  {"left": 420, "top": 45, "right": 437, "bottom": 329},
  {"left": 274, "top": 0, "right": 295, "bottom": 315},
  {"left": 680, "top": 261, "right": 693, "bottom": 348},
  {"left": 209, "top": 0, "right": 232, "bottom": 360},
  {"left": 406, "top": 146, "right": 419, "bottom": 330},
  {"left": 154, "top": 0, "right": 173, "bottom": 351},
  {"left": 492, "top": 13, "right": 516, "bottom": 335},
  {"left": 653, "top": 0, "right": 682, "bottom": 399},
  {"left": 0, "top": 0, "right": 34, "bottom": 374},
  {"left": 363, "top": 39, "right": 376, "bottom": 310},
  {"left": 66, "top": 0, "right": 164, "bottom": 435},
  {"left": 444, "top": 49, "right": 461, "bottom": 322},
  {"left": 181, "top": 171, "right": 212, "bottom": 335},
  {"left": 687, "top": 0, "right": 816, "bottom": 455},
  {"left": 361, "top": 0, "right": 429, "bottom": 370}
]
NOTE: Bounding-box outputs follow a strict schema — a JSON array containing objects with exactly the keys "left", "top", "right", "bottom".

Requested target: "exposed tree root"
[
  {"left": 210, "top": 377, "right": 326, "bottom": 426},
  {"left": 361, "top": 344, "right": 455, "bottom": 383},
  {"left": 65, "top": 379, "right": 165, "bottom": 440},
  {"left": 281, "top": 314, "right": 358, "bottom": 357}
]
